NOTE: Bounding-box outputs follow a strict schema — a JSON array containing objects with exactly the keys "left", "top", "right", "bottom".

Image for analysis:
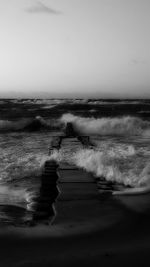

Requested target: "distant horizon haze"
[{"left": 0, "top": 89, "right": 150, "bottom": 99}]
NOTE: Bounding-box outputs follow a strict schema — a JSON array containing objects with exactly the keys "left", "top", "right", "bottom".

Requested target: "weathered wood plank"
[
  {"left": 58, "top": 183, "right": 98, "bottom": 201},
  {"left": 58, "top": 163, "right": 78, "bottom": 170},
  {"left": 58, "top": 169, "right": 95, "bottom": 183}
]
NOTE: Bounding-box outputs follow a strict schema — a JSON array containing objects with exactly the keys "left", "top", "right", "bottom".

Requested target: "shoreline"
[{"left": 0, "top": 194, "right": 150, "bottom": 267}]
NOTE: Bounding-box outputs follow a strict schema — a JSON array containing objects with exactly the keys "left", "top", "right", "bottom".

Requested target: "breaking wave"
[
  {"left": 1, "top": 113, "right": 150, "bottom": 136},
  {"left": 0, "top": 116, "right": 61, "bottom": 132},
  {"left": 60, "top": 113, "right": 150, "bottom": 136},
  {"left": 1, "top": 112, "right": 150, "bottom": 192},
  {"left": 73, "top": 149, "right": 150, "bottom": 187},
  {"left": 49, "top": 146, "right": 150, "bottom": 188},
  {"left": 0, "top": 153, "right": 48, "bottom": 182},
  {"left": 0, "top": 185, "right": 27, "bottom": 206}
]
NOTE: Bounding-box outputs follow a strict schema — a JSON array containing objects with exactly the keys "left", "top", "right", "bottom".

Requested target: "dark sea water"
[{"left": 1, "top": 98, "right": 150, "bottom": 225}]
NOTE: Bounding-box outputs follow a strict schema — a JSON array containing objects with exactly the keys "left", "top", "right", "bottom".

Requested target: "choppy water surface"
[{"left": 0, "top": 98, "right": 150, "bottom": 224}]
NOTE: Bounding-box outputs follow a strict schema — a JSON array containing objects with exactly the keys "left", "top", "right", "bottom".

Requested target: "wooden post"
[{"left": 30, "top": 160, "right": 60, "bottom": 223}]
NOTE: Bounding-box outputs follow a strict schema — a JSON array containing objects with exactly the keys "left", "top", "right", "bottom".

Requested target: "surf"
[
  {"left": 113, "top": 186, "right": 150, "bottom": 195},
  {"left": 0, "top": 116, "right": 61, "bottom": 132},
  {"left": 60, "top": 113, "right": 150, "bottom": 136}
]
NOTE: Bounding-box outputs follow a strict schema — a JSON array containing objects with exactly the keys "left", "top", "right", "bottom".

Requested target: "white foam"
[
  {"left": 48, "top": 143, "right": 150, "bottom": 188},
  {"left": 60, "top": 113, "right": 150, "bottom": 136},
  {"left": 0, "top": 185, "right": 27, "bottom": 205}
]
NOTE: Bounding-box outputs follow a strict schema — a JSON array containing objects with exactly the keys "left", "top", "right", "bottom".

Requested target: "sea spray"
[
  {"left": 48, "top": 149, "right": 76, "bottom": 165},
  {"left": 0, "top": 154, "right": 51, "bottom": 208},
  {"left": 60, "top": 113, "right": 150, "bottom": 136},
  {"left": 71, "top": 148, "right": 131, "bottom": 185},
  {"left": 1, "top": 136, "right": 148, "bottom": 188},
  {"left": 48, "top": 145, "right": 150, "bottom": 188},
  {"left": 0, "top": 185, "right": 27, "bottom": 205},
  {"left": 1, "top": 113, "right": 150, "bottom": 135}
]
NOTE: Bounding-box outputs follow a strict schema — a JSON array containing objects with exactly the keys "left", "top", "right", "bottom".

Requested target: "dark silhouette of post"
[
  {"left": 64, "top": 122, "right": 78, "bottom": 137},
  {"left": 30, "top": 160, "right": 60, "bottom": 223},
  {"left": 49, "top": 123, "right": 94, "bottom": 156},
  {"left": 64, "top": 122, "right": 93, "bottom": 147}
]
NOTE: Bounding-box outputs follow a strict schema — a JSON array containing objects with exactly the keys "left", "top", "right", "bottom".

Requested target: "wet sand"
[
  {"left": 1, "top": 137, "right": 150, "bottom": 267},
  {"left": 0, "top": 191, "right": 150, "bottom": 267}
]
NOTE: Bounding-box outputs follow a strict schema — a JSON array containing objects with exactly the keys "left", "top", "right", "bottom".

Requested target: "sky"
[{"left": 0, "top": 0, "right": 150, "bottom": 98}]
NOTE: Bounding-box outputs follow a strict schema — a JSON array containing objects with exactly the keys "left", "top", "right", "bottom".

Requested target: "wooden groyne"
[
  {"left": 49, "top": 122, "right": 94, "bottom": 154},
  {"left": 32, "top": 160, "right": 60, "bottom": 222},
  {"left": 29, "top": 122, "right": 118, "bottom": 225}
]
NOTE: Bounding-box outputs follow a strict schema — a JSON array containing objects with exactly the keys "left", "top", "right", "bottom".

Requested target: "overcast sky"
[{"left": 0, "top": 0, "right": 150, "bottom": 98}]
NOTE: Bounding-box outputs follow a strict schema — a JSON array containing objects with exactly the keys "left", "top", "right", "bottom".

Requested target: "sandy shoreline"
[
  {"left": 0, "top": 193, "right": 150, "bottom": 267},
  {"left": 1, "top": 157, "right": 150, "bottom": 267},
  {"left": 1, "top": 161, "right": 150, "bottom": 267}
]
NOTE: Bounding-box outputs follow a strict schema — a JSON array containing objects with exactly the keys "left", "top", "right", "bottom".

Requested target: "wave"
[
  {"left": 48, "top": 146, "right": 150, "bottom": 188},
  {"left": 1, "top": 113, "right": 150, "bottom": 135},
  {"left": 113, "top": 185, "right": 150, "bottom": 195},
  {"left": 0, "top": 152, "right": 49, "bottom": 182},
  {"left": 1, "top": 145, "right": 149, "bottom": 194},
  {"left": 0, "top": 185, "right": 27, "bottom": 205},
  {"left": 0, "top": 116, "right": 61, "bottom": 132},
  {"left": 60, "top": 113, "right": 150, "bottom": 136},
  {"left": 72, "top": 149, "right": 150, "bottom": 187},
  {"left": 1, "top": 139, "right": 149, "bottom": 193},
  {"left": 0, "top": 118, "right": 29, "bottom": 131}
]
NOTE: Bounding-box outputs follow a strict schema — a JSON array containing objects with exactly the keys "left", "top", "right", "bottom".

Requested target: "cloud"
[{"left": 26, "top": 1, "right": 61, "bottom": 15}]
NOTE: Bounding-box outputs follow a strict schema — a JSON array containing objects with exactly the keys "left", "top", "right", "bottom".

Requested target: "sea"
[{"left": 1, "top": 98, "right": 150, "bottom": 225}]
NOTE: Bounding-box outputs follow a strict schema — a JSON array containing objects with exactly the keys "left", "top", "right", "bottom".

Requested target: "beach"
[
  {"left": 1, "top": 99, "right": 150, "bottom": 266},
  {"left": 0, "top": 0, "right": 150, "bottom": 263},
  {"left": 0, "top": 192, "right": 150, "bottom": 267}
]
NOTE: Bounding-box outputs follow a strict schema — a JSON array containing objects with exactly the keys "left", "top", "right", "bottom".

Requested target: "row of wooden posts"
[
  {"left": 29, "top": 123, "right": 94, "bottom": 223},
  {"left": 28, "top": 122, "right": 119, "bottom": 225},
  {"left": 27, "top": 122, "right": 121, "bottom": 224},
  {"left": 32, "top": 160, "right": 60, "bottom": 222}
]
